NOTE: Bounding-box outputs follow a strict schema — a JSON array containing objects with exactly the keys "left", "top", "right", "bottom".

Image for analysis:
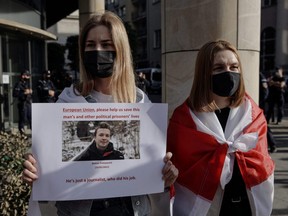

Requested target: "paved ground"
[{"left": 269, "top": 114, "right": 288, "bottom": 216}]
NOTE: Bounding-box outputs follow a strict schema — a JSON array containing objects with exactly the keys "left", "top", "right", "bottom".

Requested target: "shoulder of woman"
[
  {"left": 136, "top": 87, "right": 151, "bottom": 103},
  {"left": 56, "top": 85, "right": 87, "bottom": 103}
]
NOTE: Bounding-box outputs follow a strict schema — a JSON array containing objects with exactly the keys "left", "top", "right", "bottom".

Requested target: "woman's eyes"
[
  {"left": 212, "top": 65, "right": 239, "bottom": 72},
  {"left": 85, "top": 43, "right": 95, "bottom": 48},
  {"left": 102, "top": 42, "right": 115, "bottom": 49},
  {"left": 230, "top": 66, "right": 239, "bottom": 72},
  {"left": 213, "top": 67, "right": 222, "bottom": 71},
  {"left": 102, "top": 42, "right": 111, "bottom": 46},
  {"left": 85, "top": 43, "right": 114, "bottom": 49}
]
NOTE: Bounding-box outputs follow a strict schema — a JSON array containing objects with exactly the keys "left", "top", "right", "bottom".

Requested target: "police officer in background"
[
  {"left": 259, "top": 72, "right": 278, "bottom": 153},
  {"left": 266, "top": 66, "right": 286, "bottom": 124},
  {"left": 37, "top": 70, "right": 56, "bottom": 103},
  {"left": 13, "top": 70, "right": 32, "bottom": 134}
]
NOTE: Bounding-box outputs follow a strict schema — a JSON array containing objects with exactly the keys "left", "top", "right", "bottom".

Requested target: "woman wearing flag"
[{"left": 167, "top": 40, "right": 274, "bottom": 216}]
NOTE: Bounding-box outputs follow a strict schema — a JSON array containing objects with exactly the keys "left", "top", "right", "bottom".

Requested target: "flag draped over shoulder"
[{"left": 167, "top": 95, "right": 274, "bottom": 216}]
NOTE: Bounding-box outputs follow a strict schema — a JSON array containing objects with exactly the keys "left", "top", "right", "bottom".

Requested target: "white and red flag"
[{"left": 168, "top": 95, "right": 274, "bottom": 216}]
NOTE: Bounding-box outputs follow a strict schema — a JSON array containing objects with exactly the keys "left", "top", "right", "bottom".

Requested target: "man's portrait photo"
[{"left": 62, "top": 120, "right": 140, "bottom": 161}]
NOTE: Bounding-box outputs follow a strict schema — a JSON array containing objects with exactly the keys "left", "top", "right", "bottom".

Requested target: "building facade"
[
  {"left": 1, "top": 0, "right": 287, "bottom": 131},
  {"left": 106, "top": 0, "right": 161, "bottom": 69},
  {"left": 0, "top": 0, "right": 56, "bottom": 130},
  {"left": 162, "top": 1, "right": 261, "bottom": 115},
  {"left": 261, "top": 0, "right": 288, "bottom": 77}
]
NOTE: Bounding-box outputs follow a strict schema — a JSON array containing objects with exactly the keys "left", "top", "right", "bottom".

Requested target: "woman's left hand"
[{"left": 162, "top": 152, "right": 178, "bottom": 188}]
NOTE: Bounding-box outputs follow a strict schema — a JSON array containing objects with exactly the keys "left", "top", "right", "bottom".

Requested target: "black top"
[
  {"left": 215, "top": 107, "right": 230, "bottom": 130},
  {"left": 270, "top": 75, "right": 285, "bottom": 95},
  {"left": 74, "top": 142, "right": 133, "bottom": 216},
  {"left": 12, "top": 80, "right": 32, "bottom": 103},
  {"left": 215, "top": 107, "right": 252, "bottom": 215},
  {"left": 37, "top": 79, "right": 56, "bottom": 102}
]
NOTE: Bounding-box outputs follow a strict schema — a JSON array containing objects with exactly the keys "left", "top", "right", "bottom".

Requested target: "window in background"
[{"left": 153, "top": 29, "right": 161, "bottom": 49}]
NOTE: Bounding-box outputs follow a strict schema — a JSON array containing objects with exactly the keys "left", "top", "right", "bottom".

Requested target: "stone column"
[
  {"left": 78, "top": 0, "right": 105, "bottom": 30},
  {"left": 162, "top": 0, "right": 261, "bottom": 116}
]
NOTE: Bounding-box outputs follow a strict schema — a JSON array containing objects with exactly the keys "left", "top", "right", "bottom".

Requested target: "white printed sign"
[{"left": 31, "top": 103, "right": 168, "bottom": 201}]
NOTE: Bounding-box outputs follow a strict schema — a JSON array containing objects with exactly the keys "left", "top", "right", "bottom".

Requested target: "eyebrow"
[
  {"left": 213, "top": 62, "right": 239, "bottom": 66},
  {"left": 85, "top": 39, "right": 113, "bottom": 42}
]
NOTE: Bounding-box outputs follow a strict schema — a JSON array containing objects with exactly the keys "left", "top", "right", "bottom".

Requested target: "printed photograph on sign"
[{"left": 62, "top": 120, "right": 140, "bottom": 161}]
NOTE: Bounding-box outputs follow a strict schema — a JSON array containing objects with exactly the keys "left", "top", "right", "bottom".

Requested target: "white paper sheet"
[{"left": 31, "top": 103, "right": 168, "bottom": 201}]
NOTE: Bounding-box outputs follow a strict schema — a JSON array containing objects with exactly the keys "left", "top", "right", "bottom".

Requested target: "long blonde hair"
[{"left": 77, "top": 11, "right": 136, "bottom": 102}]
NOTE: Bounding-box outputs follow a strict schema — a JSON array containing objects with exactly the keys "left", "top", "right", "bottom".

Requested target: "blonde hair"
[
  {"left": 77, "top": 11, "right": 136, "bottom": 102},
  {"left": 187, "top": 40, "right": 245, "bottom": 112}
]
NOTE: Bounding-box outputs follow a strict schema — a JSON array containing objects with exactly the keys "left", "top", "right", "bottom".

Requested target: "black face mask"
[
  {"left": 212, "top": 71, "right": 240, "bottom": 97},
  {"left": 83, "top": 50, "right": 116, "bottom": 78}
]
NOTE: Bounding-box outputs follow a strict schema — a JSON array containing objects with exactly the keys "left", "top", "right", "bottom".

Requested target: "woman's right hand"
[{"left": 22, "top": 153, "right": 38, "bottom": 185}]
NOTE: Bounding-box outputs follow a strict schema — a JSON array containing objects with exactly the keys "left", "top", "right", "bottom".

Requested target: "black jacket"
[
  {"left": 37, "top": 79, "right": 56, "bottom": 102},
  {"left": 74, "top": 141, "right": 124, "bottom": 161},
  {"left": 12, "top": 79, "right": 32, "bottom": 103}
]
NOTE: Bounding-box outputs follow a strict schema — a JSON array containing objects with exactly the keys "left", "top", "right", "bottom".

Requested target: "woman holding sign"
[{"left": 22, "top": 11, "right": 178, "bottom": 216}]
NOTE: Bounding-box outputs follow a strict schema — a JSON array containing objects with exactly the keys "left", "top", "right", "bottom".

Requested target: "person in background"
[
  {"left": 74, "top": 122, "right": 124, "bottom": 161},
  {"left": 136, "top": 71, "right": 150, "bottom": 94},
  {"left": 22, "top": 11, "right": 178, "bottom": 216},
  {"left": 266, "top": 66, "right": 286, "bottom": 124},
  {"left": 259, "top": 72, "right": 269, "bottom": 112},
  {"left": 259, "top": 72, "right": 278, "bottom": 153},
  {"left": 167, "top": 40, "right": 274, "bottom": 216},
  {"left": 37, "top": 70, "right": 56, "bottom": 103},
  {"left": 12, "top": 70, "right": 32, "bottom": 134}
]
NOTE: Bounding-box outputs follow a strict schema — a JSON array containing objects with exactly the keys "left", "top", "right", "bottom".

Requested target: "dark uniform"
[
  {"left": 266, "top": 68, "right": 286, "bottom": 124},
  {"left": 259, "top": 72, "right": 277, "bottom": 153},
  {"left": 37, "top": 70, "right": 56, "bottom": 103},
  {"left": 13, "top": 71, "right": 32, "bottom": 134},
  {"left": 136, "top": 72, "right": 150, "bottom": 94}
]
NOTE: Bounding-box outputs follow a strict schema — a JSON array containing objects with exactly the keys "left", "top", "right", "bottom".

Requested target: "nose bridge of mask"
[
  {"left": 213, "top": 71, "right": 236, "bottom": 79},
  {"left": 84, "top": 50, "right": 115, "bottom": 63},
  {"left": 96, "top": 51, "right": 115, "bottom": 63}
]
